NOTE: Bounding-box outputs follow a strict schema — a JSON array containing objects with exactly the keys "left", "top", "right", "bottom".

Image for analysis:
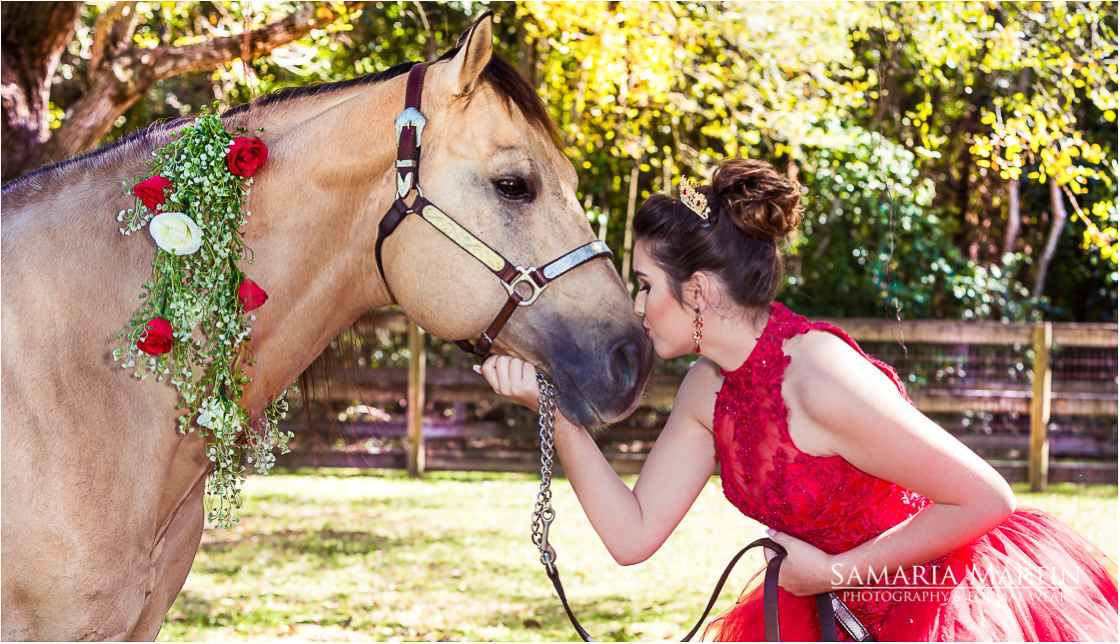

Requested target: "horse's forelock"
[{"left": 479, "top": 55, "right": 563, "bottom": 149}]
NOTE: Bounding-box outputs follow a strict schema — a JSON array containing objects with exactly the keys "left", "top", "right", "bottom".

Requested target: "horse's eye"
[{"left": 494, "top": 177, "right": 533, "bottom": 201}]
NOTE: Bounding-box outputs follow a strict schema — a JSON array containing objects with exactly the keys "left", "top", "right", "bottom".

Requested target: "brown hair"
[{"left": 633, "top": 158, "right": 804, "bottom": 310}]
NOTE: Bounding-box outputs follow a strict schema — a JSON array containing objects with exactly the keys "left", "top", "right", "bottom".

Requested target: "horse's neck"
[
  {"left": 233, "top": 81, "right": 404, "bottom": 413},
  {"left": 2, "top": 76, "right": 406, "bottom": 418},
  {"left": 2, "top": 130, "right": 183, "bottom": 356},
  {"left": 2, "top": 130, "right": 174, "bottom": 227}
]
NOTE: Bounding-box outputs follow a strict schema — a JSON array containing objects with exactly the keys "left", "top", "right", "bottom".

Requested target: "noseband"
[{"left": 375, "top": 62, "right": 612, "bottom": 360}]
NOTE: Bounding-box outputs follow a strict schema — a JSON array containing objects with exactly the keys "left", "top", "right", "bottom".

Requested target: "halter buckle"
[
  {"left": 394, "top": 107, "right": 427, "bottom": 147},
  {"left": 505, "top": 266, "right": 545, "bottom": 306},
  {"left": 396, "top": 173, "right": 424, "bottom": 200}
]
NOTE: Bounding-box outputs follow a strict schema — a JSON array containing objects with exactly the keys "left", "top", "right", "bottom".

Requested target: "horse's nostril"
[{"left": 610, "top": 340, "right": 639, "bottom": 391}]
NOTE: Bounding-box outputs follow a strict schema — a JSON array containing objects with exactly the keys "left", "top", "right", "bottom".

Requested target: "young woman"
[{"left": 480, "top": 158, "right": 1118, "bottom": 640}]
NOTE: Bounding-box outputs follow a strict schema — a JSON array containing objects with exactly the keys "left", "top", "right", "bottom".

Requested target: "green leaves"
[
  {"left": 90, "top": 2, "right": 1115, "bottom": 325},
  {"left": 113, "top": 110, "right": 291, "bottom": 528}
]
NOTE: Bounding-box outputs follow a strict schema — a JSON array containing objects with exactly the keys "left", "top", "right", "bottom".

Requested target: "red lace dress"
[{"left": 705, "top": 303, "right": 1118, "bottom": 641}]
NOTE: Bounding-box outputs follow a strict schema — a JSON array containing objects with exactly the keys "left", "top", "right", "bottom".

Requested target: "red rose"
[
  {"left": 226, "top": 137, "right": 268, "bottom": 177},
  {"left": 133, "top": 175, "right": 172, "bottom": 212},
  {"left": 238, "top": 279, "right": 268, "bottom": 312},
  {"left": 137, "top": 318, "right": 174, "bottom": 355},
  {"left": 238, "top": 416, "right": 268, "bottom": 448}
]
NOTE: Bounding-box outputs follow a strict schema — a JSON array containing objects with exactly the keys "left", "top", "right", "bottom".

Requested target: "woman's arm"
[
  {"left": 481, "top": 355, "right": 720, "bottom": 565},
  {"left": 769, "top": 331, "right": 1016, "bottom": 596}
]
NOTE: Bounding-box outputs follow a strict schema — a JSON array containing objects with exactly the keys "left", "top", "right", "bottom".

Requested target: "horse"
[{"left": 1, "top": 14, "right": 653, "bottom": 640}]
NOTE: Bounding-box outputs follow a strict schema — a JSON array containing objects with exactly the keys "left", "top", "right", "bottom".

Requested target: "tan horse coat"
[{"left": 2, "top": 16, "right": 650, "bottom": 640}]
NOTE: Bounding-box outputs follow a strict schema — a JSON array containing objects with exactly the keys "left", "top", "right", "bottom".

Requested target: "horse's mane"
[{"left": 3, "top": 49, "right": 558, "bottom": 194}]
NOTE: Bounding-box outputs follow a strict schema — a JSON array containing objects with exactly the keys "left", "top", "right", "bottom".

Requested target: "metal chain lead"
[{"left": 531, "top": 372, "right": 558, "bottom": 573}]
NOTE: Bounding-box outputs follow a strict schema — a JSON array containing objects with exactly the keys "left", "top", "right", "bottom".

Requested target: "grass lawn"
[{"left": 159, "top": 470, "right": 1118, "bottom": 642}]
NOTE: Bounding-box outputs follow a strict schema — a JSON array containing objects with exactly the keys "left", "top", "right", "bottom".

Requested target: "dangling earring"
[{"left": 693, "top": 307, "right": 703, "bottom": 354}]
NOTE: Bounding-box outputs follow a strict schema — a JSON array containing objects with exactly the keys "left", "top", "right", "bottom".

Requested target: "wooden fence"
[{"left": 279, "top": 312, "right": 1117, "bottom": 490}]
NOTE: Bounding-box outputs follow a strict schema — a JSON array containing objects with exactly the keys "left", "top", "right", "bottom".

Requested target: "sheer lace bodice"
[
  {"left": 714, "top": 302, "right": 929, "bottom": 554},
  {"left": 706, "top": 303, "right": 1118, "bottom": 641},
  {"left": 712, "top": 303, "right": 932, "bottom": 632}
]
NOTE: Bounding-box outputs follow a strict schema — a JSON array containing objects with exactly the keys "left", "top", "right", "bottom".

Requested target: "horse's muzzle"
[{"left": 548, "top": 327, "right": 653, "bottom": 431}]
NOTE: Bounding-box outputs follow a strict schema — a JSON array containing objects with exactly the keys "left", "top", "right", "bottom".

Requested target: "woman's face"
[{"left": 633, "top": 240, "right": 696, "bottom": 359}]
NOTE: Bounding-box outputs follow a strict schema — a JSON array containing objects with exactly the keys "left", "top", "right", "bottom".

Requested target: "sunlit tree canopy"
[{"left": 4, "top": 0, "right": 1116, "bottom": 321}]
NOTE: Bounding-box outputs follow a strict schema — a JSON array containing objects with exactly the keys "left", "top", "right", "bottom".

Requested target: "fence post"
[
  {"left": 1029, "top": 322, "right": 1052, "bottom": 492},
  {"left": 407, "top": 321, "right": 426, "bottom": 477}
]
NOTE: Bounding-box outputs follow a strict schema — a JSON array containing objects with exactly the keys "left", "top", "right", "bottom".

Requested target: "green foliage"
[
  {"left": 52, "top": 2, "right": 1118, "bottom": 321},
  {"left": 964, "top": 1, "right": 1117, "bottom": 261},
  {"left": 113, "top": 112, "right": 291, "bottom": 527},
  {"left": 846, "top": 1, "right": 1117, "bottom": 319},
  {"left": 784, "top": 123, "right": 1041, "bottom": 321}
]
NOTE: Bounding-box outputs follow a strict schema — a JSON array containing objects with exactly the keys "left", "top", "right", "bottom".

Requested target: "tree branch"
[
  {"left": 44, "top": 2, "right": 368, "bottom": 164},
  {"left": 1, "top": 1, "right": 82, "bottom": 181},
  {"left": 144, "top": 3, "right": 361, "bottom": 80},
  {"left": 89, "top": 2, "right": 136, "bottom": 76},
  {"left": 1032, "top": 178, "right": 1067, "bottom": 299}
]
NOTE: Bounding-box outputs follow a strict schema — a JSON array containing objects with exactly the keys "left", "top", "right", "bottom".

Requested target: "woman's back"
[{"left": 707, "top": 302, "right": 1118, "bottom": 641}]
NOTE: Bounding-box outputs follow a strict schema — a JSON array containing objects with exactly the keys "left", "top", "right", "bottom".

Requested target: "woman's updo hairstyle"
[{"left": 633, "top": 158, "right": 804, "bottom": 311}]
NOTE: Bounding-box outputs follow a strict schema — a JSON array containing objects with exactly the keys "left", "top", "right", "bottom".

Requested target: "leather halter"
[{"left": 375, "top": 62, "right": 612, "bottom": 360}]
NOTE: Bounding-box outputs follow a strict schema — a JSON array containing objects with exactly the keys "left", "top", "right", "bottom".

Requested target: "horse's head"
[{"left": 377, "top": 15, "right": 653, "bottom": 429}]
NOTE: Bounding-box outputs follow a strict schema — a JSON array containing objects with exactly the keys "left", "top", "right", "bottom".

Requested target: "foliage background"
[
  {"left": 23, "top": 0, "right": 1118, "bottom": 323},
  {"left": 7, "top": 5, "right": 1114, "bottom": 639}
]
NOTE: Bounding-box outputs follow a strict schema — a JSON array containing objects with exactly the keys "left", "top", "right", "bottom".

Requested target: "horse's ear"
[{"left": 443, "top": 11, "right": 493, "bottom": 97}]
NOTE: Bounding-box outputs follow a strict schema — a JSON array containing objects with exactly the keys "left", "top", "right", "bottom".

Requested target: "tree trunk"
[
  {"left": 3, "top": 2, "right": 366, "bottom": 182},
  {"left": 1001, "top": 177, "right": 1021, "bottom": 260},
  {"left": 1, "top": 2, "right": 82, "bottom": 182},
  {"left": 620, "top": 163, "right": 640, "bottom": 287},
  {"left": 514, "top": 16, "right": 540, "bottom": 87},
  {"left": 1031, "top": 178, "right": 1067, "bottom": 299},
  {"left": 1002, "top": 69, "right": 1030, "bottom": 262}
]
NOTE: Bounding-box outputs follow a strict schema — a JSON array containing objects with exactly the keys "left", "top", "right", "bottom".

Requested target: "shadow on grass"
[
  {"left": 269, "top": 467, "right": 536, "bottom": 484},
  {"left": 168, "top": 584, "right": 666, "bottom": 642},
  {"left": 201, "top": 527, "right": 405, "bottom": 559},
  {"left": 487, "top": 591, "right": 692, "bottom": 642},
  {"left": 199, "top": 526, "right": 523, "bottom": 567},
  {"left": 1013, "top": 482, "right": 1118, "bottom": 498}
]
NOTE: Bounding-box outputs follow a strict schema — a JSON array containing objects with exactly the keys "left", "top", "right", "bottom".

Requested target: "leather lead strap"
[
  {"left": 547, "top": 567, "right": 596, "bottom": 642},
  {"left": 680, "top": 537, "right": 779, "bottom": 641},
  {"left": 816, "top": 594, "right": 839, "bottom": 641},
  {"left": 832, "top": 593, "right": 875, "bottom": 641},
  {"left": 762, "top": 546, "right": 784, "bottom": 641},
  {"left": 547, "top": 536, "right": 875, "bottom": 642}
]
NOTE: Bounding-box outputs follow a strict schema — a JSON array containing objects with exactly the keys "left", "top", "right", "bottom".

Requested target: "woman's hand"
[
  {"left": 765, "top": 530, "right": 839, "bottom": 596},
  {"left": 478, "top": 355, "right": 540, "bottom": 410}
]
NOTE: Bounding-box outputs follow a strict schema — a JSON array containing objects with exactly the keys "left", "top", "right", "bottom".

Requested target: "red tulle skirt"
[{"left": 704, "top": 508, "right": 1119, "bottom": 641}]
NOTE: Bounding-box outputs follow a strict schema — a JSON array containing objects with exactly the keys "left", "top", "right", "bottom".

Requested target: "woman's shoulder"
[
  {"left": 785, "top": 325, "right": 857, "bottom": 366},
  {"left": 672, "top": 357, "right": 724, "bottom": 429},
  {"left": 784, "top": 327, "right": 905, "bottom": 411},
  {"left": 683, "top": 356, "right": 724, "bottom": 388}
]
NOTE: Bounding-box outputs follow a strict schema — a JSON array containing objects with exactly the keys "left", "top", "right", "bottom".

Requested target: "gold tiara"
[{"left": 679, "top": 179, "right": 710, "bottom": 220}]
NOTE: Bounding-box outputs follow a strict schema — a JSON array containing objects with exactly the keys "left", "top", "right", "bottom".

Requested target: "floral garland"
[{"left": 114, "top": 109, "right": 291, "bottom": 528}]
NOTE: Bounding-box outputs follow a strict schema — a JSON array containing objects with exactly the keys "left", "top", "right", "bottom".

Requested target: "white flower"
[{"left": 149, "top": 212, "right": 203, "bottom": 255}]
